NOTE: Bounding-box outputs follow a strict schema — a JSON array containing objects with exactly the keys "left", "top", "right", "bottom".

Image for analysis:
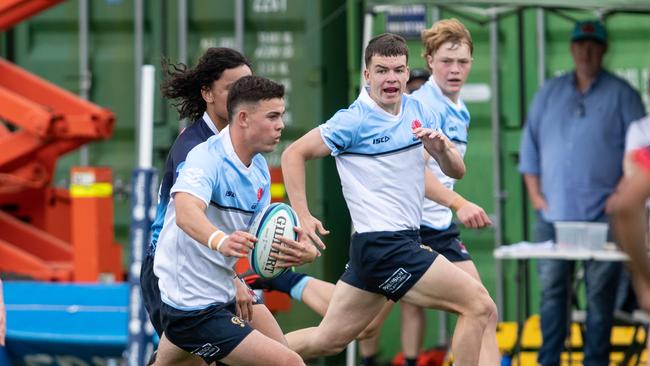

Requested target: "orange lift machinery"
[{"left": 0, "top": 0, "right": 123, "bottom": 282}]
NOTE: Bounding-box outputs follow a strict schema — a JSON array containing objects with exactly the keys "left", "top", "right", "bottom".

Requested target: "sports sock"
[
  {"left": 362, "top": 355, "right": 377, "bottom": 366},
  {"left": 289, "top": 275, "right": 312, "bottom": 301},
  {"left": 266, "top": 270, "right": 308, "bottom": 294},
  {"left": 404, "top": 357, "right": 417, "bottom": 366}
]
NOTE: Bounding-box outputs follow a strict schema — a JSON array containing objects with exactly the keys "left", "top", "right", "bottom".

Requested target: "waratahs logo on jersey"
[
  {"left": 257, "top": 188, "right": 263, "bottom": 201},
  {"left": 411, "top": 119, "right": 422, "bottom": 130}
]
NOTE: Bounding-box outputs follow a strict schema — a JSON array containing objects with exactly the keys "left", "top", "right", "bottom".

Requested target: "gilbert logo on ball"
[{"left": 247, "top": 203, "right": 300, "bottom": 279}]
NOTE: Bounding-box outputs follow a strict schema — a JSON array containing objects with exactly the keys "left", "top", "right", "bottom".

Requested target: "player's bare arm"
[
  {"left": 174, "top": 191, "right": 256, "bottom": 257},
  {"left": 281, "top": 128, "right": 332, "bottom": 249},
  {"left": 424, "top": 166, "right": 491, "bottom": 229},
  {"left": 415, "top": 127, "right": 465, "bottom": 179}
]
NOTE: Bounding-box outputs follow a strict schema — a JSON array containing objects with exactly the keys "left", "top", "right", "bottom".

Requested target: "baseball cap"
[{"left": 571, "top": 20, "right": 607, "bottom": 45}]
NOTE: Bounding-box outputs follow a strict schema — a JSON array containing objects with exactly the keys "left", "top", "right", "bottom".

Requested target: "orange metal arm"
[
  {"left": 0, "top": 59, "right": 114, "bottom": 140},
  {"left": 0, "top": 58, "right": 114, "bottom": 189},
  {"left": 0, "top": 0, "right": 64, "bottom": 31},
  {"left": 0, "top": 0, "right": 123, "bottom": 283}
]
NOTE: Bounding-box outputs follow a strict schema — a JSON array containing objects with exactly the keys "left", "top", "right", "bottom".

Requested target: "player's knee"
[
  {"left": 477, "top": 292, "right": 498, "bottom": 325},
  {"left": 356, "top": 324, "right": 379, "bottom": 340},
  {"left": 320, "top": 333, "right": 353, "bottom": 355},
  {"left": 465, "top": 285, "right": 497, "bottom": 324},
  {"left": 328, "top": 342, "right": 349, "bottom": 356},
  {"left": 486, "top": 298, "right": 499, "bottom": 325},
  {"left": 278, "top": 351, "right": 306, "bottom": 366}
]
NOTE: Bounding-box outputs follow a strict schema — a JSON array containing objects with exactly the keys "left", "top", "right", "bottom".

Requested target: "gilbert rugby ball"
[{"left": 248, "top": 203, "right": 300, "bottom": 279}]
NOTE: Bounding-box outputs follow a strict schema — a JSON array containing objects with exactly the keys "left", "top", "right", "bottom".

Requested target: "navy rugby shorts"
[
  {"left": 160, "top": 301, "right": 254, "bottom": 364},
  {"left": 420, "top": 223, "right": 471, "bottom": 262},
  {"left": 140, "top": 253, "right": 164, "bottom": 336},
  {"left": 340, "top": 229, "right": 438, "bottom": 301}
]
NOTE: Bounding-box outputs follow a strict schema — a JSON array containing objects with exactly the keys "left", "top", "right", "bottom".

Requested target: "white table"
[
  {"left": 493, "top": 241, "right": 628, "bottom": 358},
  {"left": 494, "top": 241, "right": 628, "bottom": 261}
]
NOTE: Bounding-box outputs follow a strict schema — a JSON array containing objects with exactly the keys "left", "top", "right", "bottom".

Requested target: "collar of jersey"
[
  {"left": 202, "top": 111, "right": 220, "bottom": 135},
  {"left": 358, "top": 86, "right": 404, "bottom": 121},
  {"left": 426, "top": 76, "right": 464, "bottom": 112},
  {"left": 219, "top": 125, "right": 253, "bottom": 173}
]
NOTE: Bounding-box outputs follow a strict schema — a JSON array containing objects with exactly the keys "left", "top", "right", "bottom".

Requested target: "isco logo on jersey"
[{"left": 373, "top": 136, "right": 390, "bottom": 145}]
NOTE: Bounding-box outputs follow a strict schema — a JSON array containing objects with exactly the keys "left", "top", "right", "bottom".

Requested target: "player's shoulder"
[
  {"left": 171, "top": 120, "right": 214, "bottom": 160},
  {"left": 627, "top": 115, "right": 650, "bottom": 141},
  {"left": 403, "top": 93, "right": 438, "bottom": 123},
  {"left": 411, "top": 81, "right": 445, "bottom": 108},
  {"left": 404, "top": 92, "right": 432, "bottom": 111},
  {"left": 631, "top": 115, "right": 650, "bottom": 129},
  {"left": 327, "top": 99, "right": 366, "bottom": 127},
  {"left": 185, "top": 134, "right": 226, "bottom": 166}
]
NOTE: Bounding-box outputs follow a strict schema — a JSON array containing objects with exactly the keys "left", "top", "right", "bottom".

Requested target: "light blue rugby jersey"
[
  {"left": 319, "top": 87, "right": 441, "bottom": 233},
  {"left": 153, "top": 126, "right": 271, "bottom": 310},
  {"left": 411, "top": 77, "right": 470, "bottom": 230}
]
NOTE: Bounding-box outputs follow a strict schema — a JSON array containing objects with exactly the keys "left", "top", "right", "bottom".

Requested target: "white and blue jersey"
[
  {"left": 411, "top": 77, "right": 470, "bottom": 230},
  {"left": 319, "top": 87, "right": 442, "bottom": 233},
  {"left": 154, "top": 126, "right": 271, "bottom": 309}
]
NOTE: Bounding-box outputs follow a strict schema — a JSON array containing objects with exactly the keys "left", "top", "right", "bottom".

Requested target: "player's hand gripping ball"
[{"left": 247, "top": 203, "right": 300, "bottom": 279}]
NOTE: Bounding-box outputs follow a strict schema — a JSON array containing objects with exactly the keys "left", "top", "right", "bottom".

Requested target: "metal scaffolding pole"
[
  {"left": 490, "top": 14, "right": 505, "bottom": 319},
  {"left": 78, "top": 0, "right": 89, "bottom": 166}
]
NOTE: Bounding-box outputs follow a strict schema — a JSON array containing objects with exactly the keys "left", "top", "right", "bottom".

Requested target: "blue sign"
[
  {"left": 386, "top": 5, "right": 427, "bottom": 39},
  {"left": 126, "top": 168, "right": 158, "bottom": 366},
  {"left": 3, "top": 282, "right": 129, "bottom": 366}
]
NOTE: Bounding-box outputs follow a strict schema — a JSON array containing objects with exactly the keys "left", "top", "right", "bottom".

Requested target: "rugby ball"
[{"left": 248, "top": 203, "right": 300, "bottom": 279}]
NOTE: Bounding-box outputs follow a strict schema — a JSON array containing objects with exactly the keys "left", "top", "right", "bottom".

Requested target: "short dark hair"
[
  {"left": 161, "top": 47, "right": 251, "bottom": 121},
  {"left": 364, "top": 33, "right": 409, "bottom": 67},
  {"left": 227, "top": 76, "right": 285, "bottom": 121}
]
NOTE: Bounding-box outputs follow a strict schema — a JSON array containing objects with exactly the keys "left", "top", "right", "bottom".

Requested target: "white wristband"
[
  {"left": 216, "top": 235, "right": 229, "bottom": 253},
  {"left": 207, "top": 230, "right": 223, "bottom": 251}
]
